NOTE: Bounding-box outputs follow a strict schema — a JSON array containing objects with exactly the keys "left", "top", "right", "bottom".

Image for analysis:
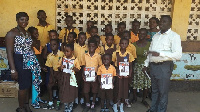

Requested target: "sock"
[
  {"left": 90, "top": 97, "right": 93, "bottom": 100},
  {"left": 96, "top": 97, "right": 99, "bottom": 101},
  {"left": 57, "top": 100, "right": 60, "bottom": 105},
  {"left": 53, "top": 90, "right": 57, "bottom": 97},
  {"left": 75, "top": 97, "right": 78, "bottom": 104},
  {"left": 80, "top": 98, "right": 84, "bottom": 104}
]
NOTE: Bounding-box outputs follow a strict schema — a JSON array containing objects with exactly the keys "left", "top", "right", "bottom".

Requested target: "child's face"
[
  {"left": 31, "top": 29, "right": 39, "bottom": 40},
  {"left": 37, "top": 12, "right": 47, "bottom": 22},
  {"left": 132, "top": 22, "right": 140, "bottom": 31},
  {"left": 49, "top": 32, "right": 58, "bottom": 39},
  {"left": 64, "top": 47, "right": 73, "bottom": 58},
  {"left": 67, "top": 34, "right": 75, "bottom": 44},
  {"left": 139, "top": 30, "right": 147, "bottom": 40},
  {"left": 103, "top": 55, "right": 111, "bottom": 66},
  {"left": 65, "top": 17, "right": 73, "bottom": 27},
  {"left": 106, "top": 36, "right": 114, "bottom": 46},
  {"left": 123, "top": 32, "right": 131, "bottom": 40},
  {"left": 78, "top": 35, "right": 86, "bottom": 45},
  {"left": 95, "top": 38, "right": 100, "bottom": 46},
  {"left": 88, "top": 43, "right": 97, "bottom": 53},
  {"left": 120, "top": 40, "right": 129, "bottom": 50},
  {"left": 105, "top": 26, "right": 112, "bottom": 34},
  {"left": 50, "top": 41, "right": 58, "bottom": 51},
  {"left": 90, "top": 28, "right": 98, "bottom": 37},
  {"left": 117, "top": 25, "right": 126, "bottom": 34},
  {"left": 87, "top": 22, "right": 94, "bottom": 30},
  {"left": 149, "top": 19, "right": 158, "bottom": 29}
]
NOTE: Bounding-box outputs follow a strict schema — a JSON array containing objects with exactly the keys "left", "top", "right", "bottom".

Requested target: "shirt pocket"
[{"left": 163, "top": 43, "right": 171, "bottom": 51}]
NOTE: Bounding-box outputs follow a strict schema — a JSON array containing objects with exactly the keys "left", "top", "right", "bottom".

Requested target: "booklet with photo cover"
[
  {"left": 62, "top": 58, "right": 74, "bottom": 74},
  {"left": 119, "top": 62, "right": 129, "bottom": 76},
  {"left": 84, "top": 67, "right": 96, "bottom": 82},
  {"left": 101, "top": 74, "right": 113, "bottom": 89}
]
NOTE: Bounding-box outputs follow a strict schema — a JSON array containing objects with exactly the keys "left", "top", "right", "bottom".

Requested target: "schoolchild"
[
  {"left": 130, "top": 19, "right": 140, "bottom": 43},
  {"left": 59, "top": 44, "right": 81, "bottom": 112},
  {"left": 97, "top": 54, "right": 116, "bottom": 112},
  {"left": 59, "top": 15, "right": 79, "bottom": 43},
  {"left": 86, "top": 21, "right": 94, "bottom": 39},
  {"left": 82, "top": 38, "right": 102, "bottom": 111},
  {"left": 114, "top": 22, "right": 126, "bottom": 45},
  {"left": 45, "top": 39, "right": 64, "bottom": 110},
  {"left": 100, "top": 24, "right": 113, "bottom": 45},
  {"left": 112, "top": 38, "right": 135, "bottom": 112}
]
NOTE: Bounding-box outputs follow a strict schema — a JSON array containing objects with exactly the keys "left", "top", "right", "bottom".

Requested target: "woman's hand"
[
  {"left": 11, "top": 71, "right": 18, "bottom": 81},
  {"left": 42, "top": 67, "right": 48, "bottom": 72}
]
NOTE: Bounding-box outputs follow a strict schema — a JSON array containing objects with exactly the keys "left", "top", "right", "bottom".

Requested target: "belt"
[{"left": 150, "top": 61, "right": 172, "bottom": 65}]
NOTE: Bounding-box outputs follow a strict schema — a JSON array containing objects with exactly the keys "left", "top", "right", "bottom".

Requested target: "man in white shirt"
[{"left": 144, "top": 15, "right": 182, "bottom": 112}]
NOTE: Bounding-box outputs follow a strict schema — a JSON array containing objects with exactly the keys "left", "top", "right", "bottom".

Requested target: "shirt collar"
[
  {"left": 102, "top": 64, "right": 112, "bottom": 70},
  {"left": 158, "top": 28, "right": 171, "bottom": 35},
  {"left": 37, "top": 23, "right": 50, "bottom": 27},
  {"left": 105, "top": 44, "right": 114, "bottom": 50},
  {"left": 63, "top": 55, "right": 76, "bottom": 59},
  {"left": 86, "top": 52, "right": 98, "bottom": 57},
  {"left": 116, "top": 50, "right": 128, "bottom": 57},
  {"left": 51, "top": 50, "right": 61, "bottom": 56}
]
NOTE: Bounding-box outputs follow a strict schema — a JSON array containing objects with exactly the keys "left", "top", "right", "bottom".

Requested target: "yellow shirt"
[
  {"left": 35, "top": 24, "right": 54, "bottom": 48},
  {"left": 97, "top": 64, "right": 116, "bottom": 77},
  {"left": 130, "top": 31, "right": 139, "bottom": 43},
  {"left": 100, "top": 44, "right": 116, "bottom": 55},
  {"left": 86, "top": 32, "right": 91, "bottom": 39},
  {"left": 45, "top": 50, "right": 64, "bottom": 71},
  {"left": 59, "top": 28, "right": 79, "bottom": 43},
  {"left": 117, "top": 43, "right": 137, "bottom": 59},
  {"left": 114, "top": 35, "right": 121, "bottom": 45},
  {"left": 74, "top": 43, "right": 88, "bottom": 66},
  {"left": 100, "top": 35, "right": 106, "bottom": 45},
  {"left": 112, "top": 50, "right": 135, "bottom": 66},
  {"left": 95, "top": 46, "right": 101, "bottom": 54},
  {"left": 82, "top": 52, "right": 102, "bottom": 72}
]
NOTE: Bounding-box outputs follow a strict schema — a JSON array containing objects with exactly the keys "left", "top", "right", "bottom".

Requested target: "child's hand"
[
  {"left": 118, "top": 76, "right": 122, "bottom": 79},
  {"left": 61, "top": 65, "right": 66, "bottom": 70},
  {"left": 124, "top": 75, "right": 129, "bottom": 78}
]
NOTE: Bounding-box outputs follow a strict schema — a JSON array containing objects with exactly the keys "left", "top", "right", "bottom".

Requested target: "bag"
[{"left": 1, "top": 69, "right": 12, "bottom": 81}]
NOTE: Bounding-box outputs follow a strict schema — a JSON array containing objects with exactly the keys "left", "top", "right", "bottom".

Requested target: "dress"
[
  {"left": 14, "top": 35, "right": 41, "bottom": 106},
  {"left": 132, "top": 42, "right": 151, "bottom": 90}
]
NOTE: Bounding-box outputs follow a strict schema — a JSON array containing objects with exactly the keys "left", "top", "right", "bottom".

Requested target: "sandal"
[
  {"left": 141, "top": 100, "right": 150, "bottom": 108},
  {"left": 16, "top": 107, "right": 26, "bottom": 112}
]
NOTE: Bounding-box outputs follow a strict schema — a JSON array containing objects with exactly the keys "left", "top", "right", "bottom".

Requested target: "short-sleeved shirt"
[
  {"left": 130, "top": 31, "right": 139, "bottom": 43},
  {"left": 117, "top": 43, "right": 137, "bottom": 59},
  {"left": 82, "top": 52, "right": 102, "bottom": 72},
  {"left": 86, "top": 32, "right": 91, "bottom": 39},
  {"left": 35, "top": 24, "right": 54, "bottom": 48},
  {"left": 59, "top": 28, "right": 79, "bottom": 43},
  {"left": 114, "top": 35, "right": 121, "bottom": 45},
  {"left": 100, "top": 35, "right": 106, "bottom": 45},
  {"left": 97, "top": 64, "right": 116, "bottom": 77},
  {"left": 112, "top": 50, "right": 135, "bottom": 67},
  {"left": 100, "top": 44, "right": 117, "bottom": 55},
  {"left": 95, "top": 46, "right": 101, "bottom": 54},
  {"left": 74, "top": 43, "right": 88, "bottom": 66},
  {"left": 45, "top": 50, "right": 64, "bottom": 71}
]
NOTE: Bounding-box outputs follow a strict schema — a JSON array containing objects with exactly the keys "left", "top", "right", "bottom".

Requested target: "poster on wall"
[
  {"left": 0, "top": 47, "right": 9, "bottom": 75},
  {"left": 172, "top": 53, "right": 200, "bottom": 80}
]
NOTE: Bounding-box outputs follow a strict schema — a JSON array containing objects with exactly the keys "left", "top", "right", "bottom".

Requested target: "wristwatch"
[{"left": 11, "top": 70, "right": 16, "bottom": 73}]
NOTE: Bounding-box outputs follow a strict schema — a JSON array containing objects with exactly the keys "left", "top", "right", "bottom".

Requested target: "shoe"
[
  {"left": 100, "top": 109, "right": 105, "bottom": 112},
  {"left": 47, "top": 103, "right": 54, "bottom": 110},
  {"left": 112, "top": 104, "right": 118, "bottom": 112},
  {"left": 104, "top": 109, "right": 110, "bottom": 112},
  {"left": 55, "top": 102, "right": 60, "bottom": 110},
  {"left": 141, "top": 100, "right": 150, "bottom": 108},
  {"left": 146, "top": 109, "right": 154, "bottom": 112},
  {"left": 32, "top": 104, "right": 40, "bottom": 109},
  {"left": 125, "top": 100, "right": 131, "bottom": 108},
  {"left": 16, "top": 107, "right": 26, "bottom": 112}
]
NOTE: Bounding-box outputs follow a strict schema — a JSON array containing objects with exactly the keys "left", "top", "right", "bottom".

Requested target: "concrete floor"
[{"left": 0, "top": 92, "right": 200, "bottom": 112}]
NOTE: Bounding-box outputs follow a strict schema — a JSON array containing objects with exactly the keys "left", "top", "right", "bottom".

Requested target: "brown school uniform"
[
  {"left": 97, "top": 64, "right": 116, "bottom": 100},
  {"left": 59, "top": 56, "right": 81, "bottom": 103},
  {"left": 112, "top": 50, "right": 134, "bottom": 99},
  {"left": 82, "top": 52, "right": 102, "bottom": 94}
]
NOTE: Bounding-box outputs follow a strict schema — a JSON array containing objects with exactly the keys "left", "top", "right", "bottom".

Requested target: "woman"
[
  {"left": 5, "top": 12, "right": 41, "bottom": 112},
  {"left": 132, "top": 28, "right": 151, "bottom": 108}
]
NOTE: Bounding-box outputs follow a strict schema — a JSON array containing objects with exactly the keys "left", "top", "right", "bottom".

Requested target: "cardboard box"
[{"left": 0, "top": 81, "right": 19, "bottom": 98}]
